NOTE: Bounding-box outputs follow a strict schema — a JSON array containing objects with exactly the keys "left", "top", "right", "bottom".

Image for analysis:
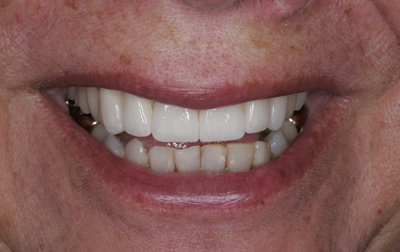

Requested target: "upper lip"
[{"left": 47, "top": 72, "right": 347, "bottom": 110}]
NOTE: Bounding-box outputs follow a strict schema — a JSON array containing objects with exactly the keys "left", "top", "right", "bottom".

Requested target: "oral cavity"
[{"left": 66, "top": 87, "right": 308, "bottom": 173}]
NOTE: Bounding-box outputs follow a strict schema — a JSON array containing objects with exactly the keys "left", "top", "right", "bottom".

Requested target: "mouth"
[
  {"left": 67, "top": 87, "right": 308, "bottom": 173},
  {"left": 41, "top": 77, "right": 349, "bottom": 214}
]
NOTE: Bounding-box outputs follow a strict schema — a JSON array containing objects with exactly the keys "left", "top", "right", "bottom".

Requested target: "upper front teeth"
[
  {"left": 69, "top": 87, "right": 307, "bottom": 143},
  {"left": 152, "top": 103, "right": 199, "bottom": 142}
]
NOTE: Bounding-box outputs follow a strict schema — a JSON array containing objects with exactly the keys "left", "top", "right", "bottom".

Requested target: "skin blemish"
[
  {"left": 119, "top": 54, "right": 132, "bottom": 65},
  {"left": 64, "top": 0, "right": 79, "bottom": 10}
]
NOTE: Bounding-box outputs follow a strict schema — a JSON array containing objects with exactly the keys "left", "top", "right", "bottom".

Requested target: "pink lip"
[
  {"left": 50, "top": 73, "right": 352, "bottom": 110},
  {"left": 40, "top": 82, "right": 350, "bottom": 213}
]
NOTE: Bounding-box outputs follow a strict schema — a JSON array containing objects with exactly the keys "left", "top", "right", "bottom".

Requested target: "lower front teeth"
[
  {"left": 94, "top": 120, "right": 297, "bottom": 173},
  {"left": 68, "top": 87, "right": 307, "bottom": 173}
]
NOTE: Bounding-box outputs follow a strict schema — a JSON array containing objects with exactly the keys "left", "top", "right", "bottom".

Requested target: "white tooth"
[
  {"left": 99, "top": 88, "right": 124, "bottom": 135},
  {"left": 226, "top": 143, "right": 255, "bottom": 172},
  {"left": 125, "top": 138, "right": 149, "bottom": 167},
  {"left": 285, "top": 94, "right": 297, "bottom": 119},
  {"left": 174, "top": 146, "right": 201, "bottom": 172},
  {"left": 90, "top": 123, "right": 109, "bottom": 143},
  {"left": 269, "top": 96, "right": 288, "bottom": 131},
  {"left": 265, "top": 131, "right": 289, "bottom": 158},
  {"left": 201, "top": 144, "right": 227, "bottom": 172},
  {"left": 280, "top": 120, "right": 298, "bottom": 143},
  {"left": 74, "top": 89, "right": 80, "bottom": 107},
  {"left": 77, "top": 87, "right": 90, "bottom": 114},
  {"left": 86, "top": 87, "right": 100, "bottom": 121},
  {"left": 199, "top": 104, "right": 245, "bottom": 142},
  {"left": 123, "top": 94, "right": 154, "bottom": 137},
  {"left": 244, "top": 99, "right": 271, "bottom": 134},
  {"left": 149, "top": 147, "right": 175, "bottom": 173},
  {"left": 152, "top": 103, "right": 199, "bottom": 142},
  {"left": 104, "top": 134, "right": 125, "bottom": 158},
  {"left": 67, "top": 87, "right": 76, "bottom": 100},
  {"left": 294, "top": 92, "right": 307, "bottom": 111},
  {"left": 252, "top": 141, "right": 271, "bottom": 169}
]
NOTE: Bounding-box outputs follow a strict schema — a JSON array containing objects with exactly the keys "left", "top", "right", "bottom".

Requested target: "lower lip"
[{"left": 40, "top": 91, "right": 348, "bottom": 214}]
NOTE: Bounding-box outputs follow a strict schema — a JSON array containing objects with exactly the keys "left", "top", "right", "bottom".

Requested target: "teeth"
[
  {"left": 294, "top": 92, "right": 307, "bottom": 111},
  {"left": 77, "top": 87, "right": 90, "bottom": 114},
  {"left": 69, "top": 87, "right": 308, "bottom": 172},
  {"left": 244, "top": 99, "right": 271, "bottom": 134},
  {"left": 174, "top": 146, "right": 201, "bottom": 172},
  {"left": 226, "top": 143, "right": 255, "bottom": 172},
  {"left": 104, "top": 135, "right": 125, "bottom": 158},
  {"left": 88, "top": 133, "right": 292, "bottom": 172},
  {"left": 269, "top": 96, "right": 288, "bottom": 131},
  {"left": 265, "top": 131, "right": 289, "bottom": 158},
  {"left": 201, "top": 144, "right": 227, "bottom": 172},
  {"left": 125, "top": 138, "right": 149, "bottom": 167},
  {"left": 199, "top": 104, "right": 245, "bottom": 142},
  {"left": 152, "top": 103, "right": 199, "bottom": 142},
  {"left": 149, "top": 147, "right": 175, "bottom": 173},
  {"left": 123, "top": 93, "right": 154, "bottom": 137},
  {"left": 90, "top": 123, "right": 109, "bottom": 143},
  {"left": 74, "top": 90, "right": 80, "bottom": 107},
  {"left": 280, "top": 120, "right": 298, "bottom": 143},
  {"left": 67, "top": 87, "right": 76, "bottom": 101},
  {"left": 99, "top": 88, "right": 124, "bottom": 135},
  {"left": 285, "top": 94, "right": 297, "bottom": 119},
  {"left": 86, "top": 87, "right": 100, "bottom": 121},
  {"left": 252, "top": 141, "right": 271, "bottom": 169},
  {"left": 72, "top": 87, "right": 306, "bottom": 143}
]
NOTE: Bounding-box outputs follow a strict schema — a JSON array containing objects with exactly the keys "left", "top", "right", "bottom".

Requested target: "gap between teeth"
[{"left": 67, "top": 87, "right": 307, "bottom": 173}]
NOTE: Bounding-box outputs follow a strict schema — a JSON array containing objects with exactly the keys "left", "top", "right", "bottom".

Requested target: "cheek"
[{"left": 372, "top": 0, "right": 400, "bottom": 36}]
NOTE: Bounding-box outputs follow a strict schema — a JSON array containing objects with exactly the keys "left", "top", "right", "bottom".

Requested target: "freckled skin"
[{"left": 1, "top": 0, "right": 400, "bottom": 251}]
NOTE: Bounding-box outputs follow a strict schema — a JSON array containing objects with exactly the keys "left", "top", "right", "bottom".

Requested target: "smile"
[
  {"left": 41, "top": 71, "right": 349, "bottom": 213},
  {"left": 67, "top": 87, "right": 308, "bottom": 173}
]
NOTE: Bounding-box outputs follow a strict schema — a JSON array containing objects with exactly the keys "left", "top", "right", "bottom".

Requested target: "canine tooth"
[
  {"left": 99, "top": 88, "right": 124, "bottom": 135},
  {"left": 265, "top": 131, "right": 289, "bottom": 158},
  {"left": 77, "top": 87, "right": 90, "bottom": 114},
  {"left": 269, "top": 96, "right": 288, "bottom": 131},
  {"left": 285, "top": 94, "right": 297, "bottom": 119},
  {"left": 199, "top": 104, "right": 245, "bottom": 142},
  {"left": 125, "top": 138, "right": 149, "bottom": 167},
  {"left": 152, "top": 103, "right": 199, "bottom": 142},
  {"left": 226, "top": 143, "right": 255, "bottom": 172},
  {"left": 294, "top": 92, "right": 307, "bottom": 111},
  {"left": 174, "top": 146, "right": 201, "bottom": 172},
  {"left": 67, "top": 87, "right": 76, "bottom": 101},
  {"left": 280, "top": 120, "right": 298, "bottom": 143},
  {"left": 104, "top": 135, "right": 125, "bottom": 158},
  {"left": 90, "top": 124, "right": 109, "bottom": 143},
  {"left": 252, "top": 141, "right": 271, "bottom": 169},
  {"left": 244, "top": 99, "right": 271, "bottom": 134},
  {"left": 201, "top": 144, "right": 227, "bottom": 172},
  {"left": 149, "top": 147, "right": 175, "bottom": 173},
  {"left": 123, "top": 93, "right": 153, "bottom": 137},
  {"left": 86, "top": 87, "right": 100, "bottom": 121}
]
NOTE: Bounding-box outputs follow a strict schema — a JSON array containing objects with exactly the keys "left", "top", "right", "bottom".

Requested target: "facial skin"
[{"left": 1, "top": 0, "right": 400, "bottom": 251}]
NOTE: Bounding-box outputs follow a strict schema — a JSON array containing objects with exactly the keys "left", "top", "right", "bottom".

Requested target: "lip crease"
[{"left": 40, "top": 77, "right": 350, "bottom": 214}]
